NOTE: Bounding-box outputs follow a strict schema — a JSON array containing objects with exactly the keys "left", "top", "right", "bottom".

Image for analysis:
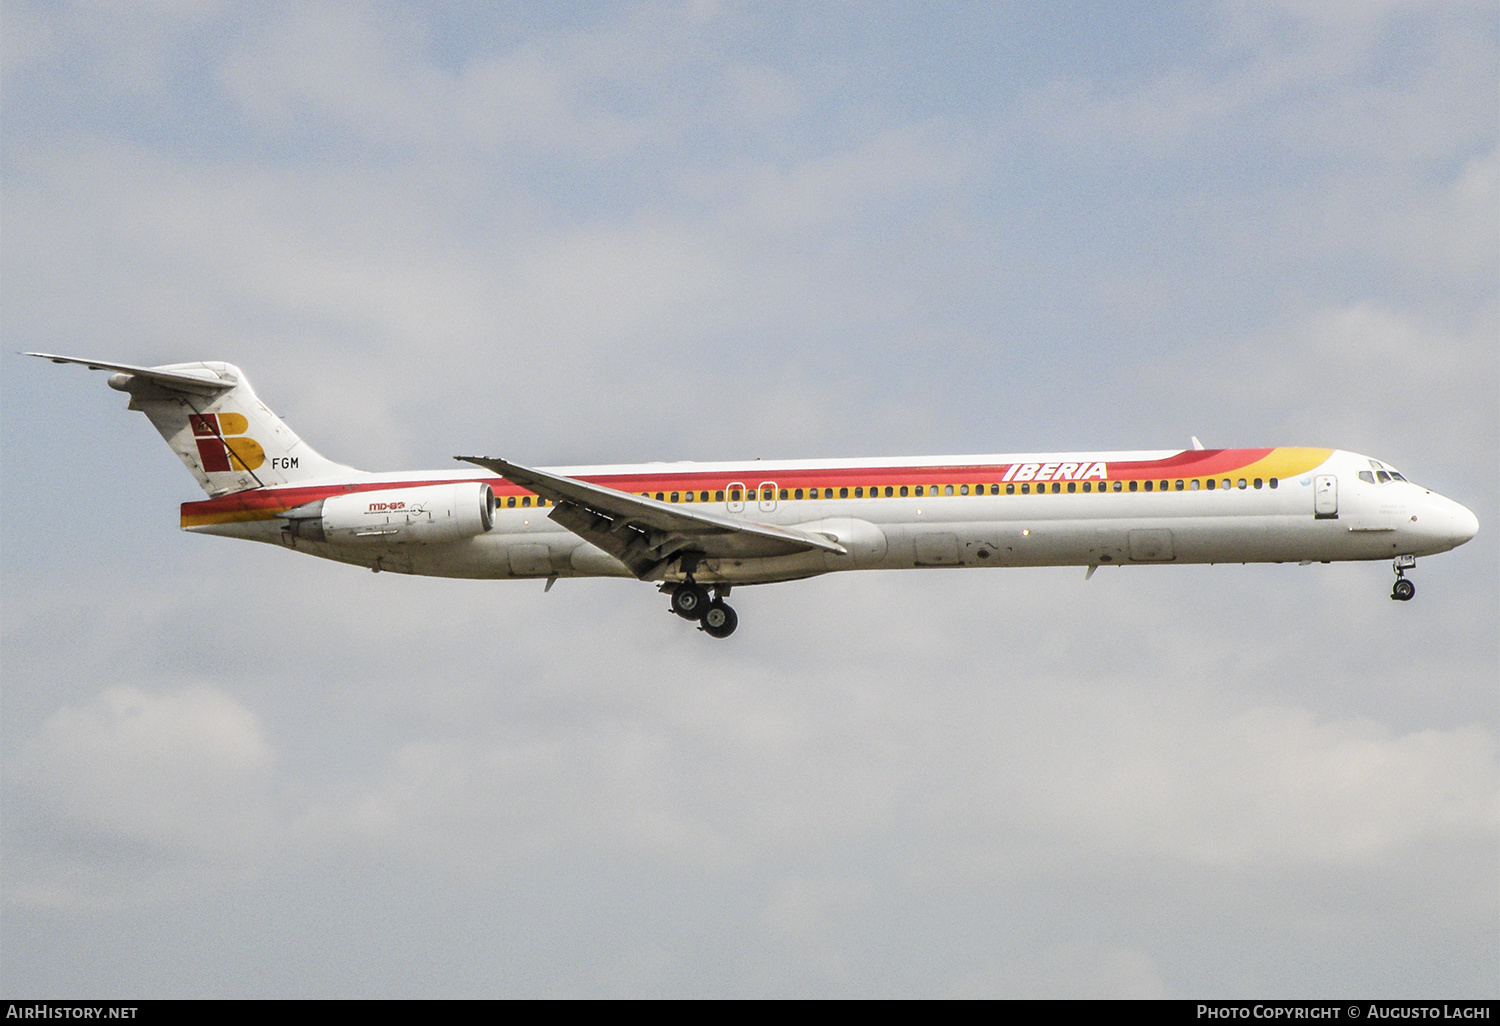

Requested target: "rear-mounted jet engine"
[{"left": 284, "top": 483, "right": 495, "bottom": 544}]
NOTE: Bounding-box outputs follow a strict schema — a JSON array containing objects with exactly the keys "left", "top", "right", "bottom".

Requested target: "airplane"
[{"left": 28, "top": 353, "right": 1479, "bottom": 638}]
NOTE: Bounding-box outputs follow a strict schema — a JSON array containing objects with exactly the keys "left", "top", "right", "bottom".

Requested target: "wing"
[{"left": 457, "top": 456, "right": 847, "bottom": 579}]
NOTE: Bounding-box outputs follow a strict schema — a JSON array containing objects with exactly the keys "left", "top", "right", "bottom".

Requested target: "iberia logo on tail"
[{"left": 190, "top": 413, "right": 265, "bottom": 472}]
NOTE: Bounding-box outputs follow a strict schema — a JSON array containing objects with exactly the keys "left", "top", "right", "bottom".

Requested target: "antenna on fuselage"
[{"left": 1190, "top": 436, "right": 1205, "bottom": 450}]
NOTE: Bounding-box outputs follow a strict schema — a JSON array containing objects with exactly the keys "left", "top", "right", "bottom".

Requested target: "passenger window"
[
  {"left": 915, "top": 485, "right": 924, "bottom": 497},
  {"left": 1269, "top": 478, "right": 1278, "bottom": 489},
  {"left": 507, "top": 496, "right": 516, "bottom": 508},
  {"left": 671, "top": 492, "right": 679, "bottom": 502},
  {"left": 1205, "top": 479, "right": 1215, "bottom": 490},
  {"left": 1129, "top": 481, "right": 1138, "bottom": 492},
  {"left": 1143, "top": 480, "right": 1152, "bottom": 492},
  {"left": 522, "top": 496, "right": 532, "bottom": 507},
  {"left": 780, "top": 488, "right": 788, "bottom": 500},
  {"left": 1222, "top": 479, "right": 1231, "bottom": 490},
  {"left": 943, "top": 484, "right": 953, "bottom": 496},
  {"left": 1237, "top": 479, "right": 1247, "bottom": 489},
  {"left": 1007, "top": 483, "right": 1016, "bottom": 495},
  {"left": 729, "top": 489, "right": 741, "bottom": 501},
  {"left": 840, "top": 487, "right": 849, "bottom": 498},
  {"left": 1021, "top": 483, "right": 1030, "bottom": 494},
  {"left": 1175, "top": 480, "right": 1184, "bottom": 491},
  {"left": 885, "top": 486, "right": 894, "bottom": 497},
  {"left": 1067, "top": 482, "right": 1076, "bottom": 493},
  {"left": 794, "top": 488, "right": 804, "bottom": 500},
  {"left": 899, "top": 485, "right": 909, "bottom": 497},
  {"left": 1253, "top": 478, "right": 1263, "bottom": 489},
  {"left": 685, "top": 491, "right": 694, "bottom": 502},
  {"left": 1081, "top": 482, "right": 1090, "bottom": 493},
  {"left": 655, "top": 492, "right": 664, "bottom": 501},
  {"left": 1190, "top": 479, "right": 1200, "bottom": 490}
]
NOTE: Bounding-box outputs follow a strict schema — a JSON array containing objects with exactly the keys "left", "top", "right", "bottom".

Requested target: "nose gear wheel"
[{"left": 1391, "top": 555, "right": 1416, "bottom": 601}]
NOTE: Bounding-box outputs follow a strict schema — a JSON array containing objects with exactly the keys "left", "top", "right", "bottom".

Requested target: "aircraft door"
[
  {"left": 1314, "top": 475, "right": 1338, "bottom": 519},
  {"left": 727, "top": 482, "right": 745, "bottom": 514},
  {"left": 758, "top": 481, "right": 778, "bottom": 514}
]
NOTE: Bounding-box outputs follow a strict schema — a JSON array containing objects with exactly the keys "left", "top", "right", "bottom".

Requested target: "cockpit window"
[
  {"left": 1366, "top": 458, "right": 1413, "bottom": 482},
  {"left": 1361, "top": 460, "right": 1414, "bottom": 485}
]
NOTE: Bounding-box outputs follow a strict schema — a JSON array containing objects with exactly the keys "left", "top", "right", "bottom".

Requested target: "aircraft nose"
[
  {"left": 1452, "top": 502, "right": 1479, "bottom": 546},
  {"left": 1427, "top": 494, "right": 1479, "bottom": 549},
  {"left": 1410, "top": 493, "right": 1479, "bottom": 553}
]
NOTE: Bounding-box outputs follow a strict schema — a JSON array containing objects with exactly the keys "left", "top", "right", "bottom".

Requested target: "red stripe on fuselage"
[{"left": 180, "top": 449, "right": 1282, "bottom": 522}]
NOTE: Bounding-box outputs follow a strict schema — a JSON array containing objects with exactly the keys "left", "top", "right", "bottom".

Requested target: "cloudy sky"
[{"left": 2, "top": 0, "right": 1495, "bottom": 998}]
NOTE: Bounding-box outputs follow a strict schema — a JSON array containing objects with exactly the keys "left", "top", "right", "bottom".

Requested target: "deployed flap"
[
  {"left": 457, "top": 455, "right": 846, "bottom": 579},
  {"left": 26, "top": 352, "right": 235, "bottom": 396}
]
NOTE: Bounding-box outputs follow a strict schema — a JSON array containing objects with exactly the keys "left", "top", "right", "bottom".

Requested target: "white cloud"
[
  {"left": 1157, "top": 301, "right": 1498, "bottom": 472},
  {"left": 981, "top": 695, "right": 1496, "bottom": 866},
  {"left": 1380, "top": 146, "right": 1499, "bottom": 284},
  {"left": 7, "top": 684, "right": 277, "bottom": 909},
  {"left": 954, "top": 945, "right": 1167, "bottom": 999},
  {"left": 720, "top": 122, "right": 973, "bottom": 232},
  {"left": 1022, "top": 1, "right": 1493, "bottom": 167},
  {"left": 723, "top": 64, "right": 801, "bottom": 124},
  {"left": 218, "top": 3, "right": 695, "bottom": 158}
]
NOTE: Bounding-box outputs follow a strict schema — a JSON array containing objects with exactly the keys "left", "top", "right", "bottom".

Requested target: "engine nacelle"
[{"left": 285, "top": 483, "right": 495, "bottom": 545}]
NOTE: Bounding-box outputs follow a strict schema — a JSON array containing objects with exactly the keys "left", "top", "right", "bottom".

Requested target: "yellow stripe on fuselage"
[{"left": 1227, "top": 447, "right": 1333, "bottom": 483}]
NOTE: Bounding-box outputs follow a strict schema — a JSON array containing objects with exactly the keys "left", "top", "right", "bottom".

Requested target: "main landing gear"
[
  {"left": 1391, "top": 554, "right": 1416, "bottom": 602},
  {"left": 667, "top": 580, "right": 738, "bottom": 638}
]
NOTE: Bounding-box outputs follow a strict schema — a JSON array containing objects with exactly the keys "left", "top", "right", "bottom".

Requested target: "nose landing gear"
[{"left": 1391, "top": 554, "right": 1416, "bottom": 601}]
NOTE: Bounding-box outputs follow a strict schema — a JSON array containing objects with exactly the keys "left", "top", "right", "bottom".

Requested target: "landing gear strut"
[{"left": 1391, "top": 554, "right": 1416, "bottom": 602}]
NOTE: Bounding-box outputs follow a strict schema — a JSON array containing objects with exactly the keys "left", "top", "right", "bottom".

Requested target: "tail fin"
[{"left": 27, "top": 353, "right": 356, "bottom": 496}]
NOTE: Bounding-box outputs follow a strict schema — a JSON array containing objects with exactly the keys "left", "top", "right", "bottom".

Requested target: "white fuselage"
[{"left": 184, "top": 447, "right": 1478, "bottom": 585}]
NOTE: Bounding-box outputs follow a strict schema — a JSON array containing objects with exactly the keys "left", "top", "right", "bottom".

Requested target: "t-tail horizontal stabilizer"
[{"left": 29, "top": 352, "right": 357, "bottom": 496}]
